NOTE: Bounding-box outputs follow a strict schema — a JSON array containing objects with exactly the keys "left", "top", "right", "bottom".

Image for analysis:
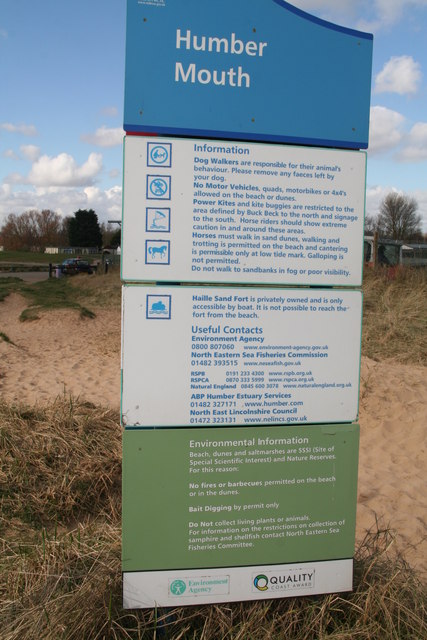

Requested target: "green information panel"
[{"left": 123, "top": 424, "right": 359, "bottom": 572}]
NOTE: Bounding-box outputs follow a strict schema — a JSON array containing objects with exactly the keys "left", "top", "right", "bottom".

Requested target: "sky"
[{"left": 1, "top": 0, "right": 427, "bottom": 232}]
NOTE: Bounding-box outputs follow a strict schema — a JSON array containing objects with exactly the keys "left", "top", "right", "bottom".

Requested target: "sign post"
[{"left": 121, "top": 0, "right": 372, "bottom": 608}]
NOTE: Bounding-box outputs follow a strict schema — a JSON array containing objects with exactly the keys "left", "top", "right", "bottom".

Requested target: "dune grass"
[
  {"left": 69, "top": 269, "right": 122, "bottom": 309},
  {"left": 1, "top": 397, "right": 425, "bottom": 639},
  {"left": 362, "top": 267, "right": 427, "bottom": 365},
  {"left": 0, "top": 273, "right": 118, "bottom": 321}
]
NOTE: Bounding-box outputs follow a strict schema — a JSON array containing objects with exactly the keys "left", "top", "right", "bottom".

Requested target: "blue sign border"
[{"left": 273, "top": 0, "right": 372, "bottom": 39}]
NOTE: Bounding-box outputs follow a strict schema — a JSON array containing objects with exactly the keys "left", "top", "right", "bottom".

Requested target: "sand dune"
[
  {"left": 1, "top": 293, "right": 425, "bottom": 576},
  {"left": 0, "top": 294, "right": 121, "bottom": 407}
]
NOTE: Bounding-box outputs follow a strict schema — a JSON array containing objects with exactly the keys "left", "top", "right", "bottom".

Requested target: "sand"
[{"left": 1, "top": 293, "right": 425, "bottom": 576}]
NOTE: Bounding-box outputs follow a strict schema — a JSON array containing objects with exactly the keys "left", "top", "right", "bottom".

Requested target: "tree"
[
  {"left": 377, "top": 193, "right": 422, "bottom": 242},
  {"left": 100, "top": 222, "right": 120, "bottom": 247},
  {"left": 67, "top": 209, "right": 102, "bottom": 248},
  {"left": 364, "top": 214, "right": 378, "bottom": 236},
  {"left": 0, "top": 209, "right": 66, "bottom": 251},
  {"left": 37, "top": 209, "right": 68, "bottom": 247},
  {"left": 110, "top": 228, "right": 121, "bottom": 248}
]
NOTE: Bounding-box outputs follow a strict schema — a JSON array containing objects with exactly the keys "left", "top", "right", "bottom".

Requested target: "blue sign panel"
[{"left": 124, "top": 0, "right": 373, "bottom": 149}]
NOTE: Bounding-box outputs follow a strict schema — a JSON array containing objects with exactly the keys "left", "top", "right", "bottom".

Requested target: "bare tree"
[
  {"left": 0, "top": 209, "right": 67, "bottom": 251},
  {"left": 100, "top": 222, "right": 116, "bottom": 247},
  {"left": 364, "top": 214, "right": 382, "bottom": 236},
  {"left": 377, "top": 193, "right": 422, "bottom": 242},
  {"left": 0, "top": 212, "right": 36, "bottom": 250},
  {"left": 37, "top": 209, "right": 68, "bottom": 247}
]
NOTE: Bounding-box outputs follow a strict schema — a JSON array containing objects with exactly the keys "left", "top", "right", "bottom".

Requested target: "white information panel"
[
  {"left": 121, "top": 286, "right": 362, "bottom": 427},
  {"left": 124, "top": 559, "right": 353, "bottom": 608},
  {"left": 122, "top": 137, "right": 366, "bottom": 286}
]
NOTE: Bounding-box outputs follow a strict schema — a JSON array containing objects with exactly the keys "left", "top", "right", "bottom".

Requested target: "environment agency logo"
[{"left": 170, "top": 580, "right": 186, "bottom": 596}]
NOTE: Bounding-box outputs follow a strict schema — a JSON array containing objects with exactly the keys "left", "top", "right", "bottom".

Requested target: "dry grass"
[
  {"left": 1, "top": 398, "right": 425, "bottom": 639},
  {"left": 1, "top": 267, "right": 426, "bottom": 637},
  {"left": 70, "top": 270, "right": 122, "bottom": 309},
  {"left": 362, "top": 267, "right": 427, "bottom": 365},
  {"left": 0, "top": 399, "right": 121, "bottom": 530}
]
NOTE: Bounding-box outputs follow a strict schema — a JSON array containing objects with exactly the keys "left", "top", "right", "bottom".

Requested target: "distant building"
[{"left": 45, "top": 246, "right": 99, "bottom": 255}]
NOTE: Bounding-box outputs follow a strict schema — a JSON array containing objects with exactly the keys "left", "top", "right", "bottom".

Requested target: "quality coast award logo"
[
  {"left": 253, "top": 569, "right": 315, "bottom": 593},
  {"left": 253, "top": 574, "right": 269, "bottom": 591}
]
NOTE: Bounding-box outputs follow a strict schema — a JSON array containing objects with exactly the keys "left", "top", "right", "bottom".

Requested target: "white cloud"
[
  {"left": 0, "top": 28, "right": 8, "bottom": 39},
  {"left": 100, "top": 106, "right": 119, "bottom": 118},
  {"left": 81, "top": 126, "right": 124, "bottom": 148},
  {"left": 375, "top": 56, "right": 422, "bottom": 95},
  {"left": 3, "top": 152, "right": 103, "bottom": 188},
  {"left": 369, "top": 106, "right": 405, "bottom": 154},
  {"left": 358, "top": 1, "right": 427, "bottom": 31},
  {"left": 371, "top": 0, "right": 406, "bottom": 26},
  {"left": 27, "top": 152, "right": 103, "bottom": 187},
  {"left": 4, "top": 172, "right": 25, "bottom": 184},
  {"left": 0, "top": 184, "right": 122, "bottom": 226},
  {"left": 291, "top": 0, "right": 427, "bottom": 32},
  {"left": 287, "top": 1, "right": 356, "bottom": 16},
  {"left": 20, "top": 145, "right": 41, "bottom": 162},
  {"left": 3, "top": 149, "right": 18, "bottom": 160},
  {"left": 0, "top": 183, "right": 12, "bottom": 198},
  {"left": 83, "top": 185, "right": 123, "bottom": 219},
  {"left": 374, "top": 0, "right": 427, "bottom": 27},
  {"left": 279, "top": 0, "right": 360, "bottom": 26},
  {"left": 398, "top": 122, "right": 427, "bottom": 162},
  {"left": 0, "top": 122, "right": 37, "bottom": 136}
]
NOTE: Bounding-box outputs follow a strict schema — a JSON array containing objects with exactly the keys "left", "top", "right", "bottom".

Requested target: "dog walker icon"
[{"left": 148, "top": 143, "right": 172, "bottom": 167}]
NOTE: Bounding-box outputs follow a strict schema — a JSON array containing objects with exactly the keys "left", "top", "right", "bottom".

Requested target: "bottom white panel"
[{"left": 123, "top": 559, "right": 353, "bottom": 608}]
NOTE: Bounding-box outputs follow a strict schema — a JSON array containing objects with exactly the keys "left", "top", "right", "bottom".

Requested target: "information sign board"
[
  {"left": 121, "top": 286, "right": 362, "bottom": 428},
  {"left": 121, "top": 0, "right": 371, "bottom": 610},
  {"left": 124, "top": 0, "right": 373, "bottom": 149},
  {"left": 123, "top": 423, "right": 359, "bottom": 606},
  {"left": 122, "top": 136, "right": 366, "bottom": 286}
]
